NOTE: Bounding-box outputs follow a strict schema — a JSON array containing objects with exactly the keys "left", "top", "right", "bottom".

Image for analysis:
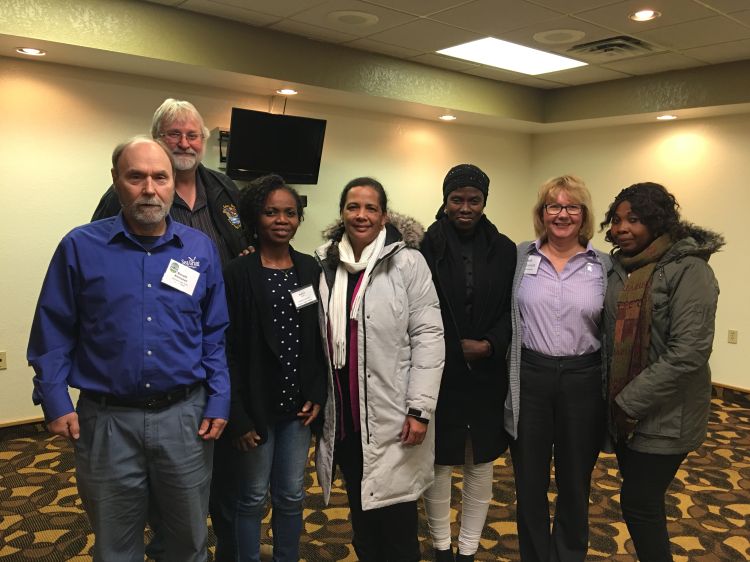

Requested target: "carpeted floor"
[{"left": 1, "top": 389, "right": 748, "bottom": 561}]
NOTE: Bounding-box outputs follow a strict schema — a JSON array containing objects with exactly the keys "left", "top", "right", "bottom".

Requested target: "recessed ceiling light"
[
  {"left": 16, "top": 47, "right": 46, "bottom": 56},
  {"left": 276, "top": 88, "right": 298, "bottom": 95},
  {"left": 657, "top": 114, "right": 677, "bottom": 120},
  {"left": 439, "top": 114, "right": 457, "bottom": 121},
  {"left": 438, "top": 37, "right": 586, "bottom": 75},
  {"left": 533, "top": 29, "right": 586, "bottom": 46},
  {"left": 328, "top": 10, "right": 379, "bottom": 26},
  {"left": 629, "top": 9, "right": 661, "bottom": 22}
]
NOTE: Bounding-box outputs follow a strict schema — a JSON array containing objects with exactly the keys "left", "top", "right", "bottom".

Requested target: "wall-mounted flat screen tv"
[{"left": 225, "top": 108, "right": 327, "bottom": 184}]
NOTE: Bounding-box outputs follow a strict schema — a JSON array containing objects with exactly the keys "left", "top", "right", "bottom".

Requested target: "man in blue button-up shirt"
[{"left": 27, "top": 137, "right": 230, "bottom": 562}]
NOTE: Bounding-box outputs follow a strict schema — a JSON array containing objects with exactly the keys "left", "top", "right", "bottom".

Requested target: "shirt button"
[
  {"left": 146, "top": 350, "right": 152, "bottom": 356},
  {"left": 145, "top": 383, "right": 151, "bottom": 388},
  {"left": 147, "top": 252, "right": 151, "bottom": 256},
  {"left": 147, "top": 283, "right": 152, "bottom": 288},
  {"left": 146, "top": 316, "right": 152, "bottom": 322}
]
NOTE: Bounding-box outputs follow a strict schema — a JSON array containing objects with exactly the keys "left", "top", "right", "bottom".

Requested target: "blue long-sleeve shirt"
[{"left": 27, "top": 214, "right": 230, "bottom": 422}]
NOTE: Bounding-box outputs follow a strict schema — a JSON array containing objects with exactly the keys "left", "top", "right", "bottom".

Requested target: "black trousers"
[
  {"left": 509, "top": 349, "right": 605, "bottom": 562},
  {"left": 615, "top": 442, "right": 687, "bottom": 562},
  {"left": 334, "top": 433, "right": 421, "bottom": 562}
]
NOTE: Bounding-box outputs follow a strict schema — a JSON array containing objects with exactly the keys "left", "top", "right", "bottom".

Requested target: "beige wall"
[
  {"left": 0, "top": 56, "right": 532, "bottom": 424},
  {"left": 2, "top": 55, "right": 745, "bottom": 426},
  {"left": 532, "top": 116, "right": 746, "bottom": 390}
]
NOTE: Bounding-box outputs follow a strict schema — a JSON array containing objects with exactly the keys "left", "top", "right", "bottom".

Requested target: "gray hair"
[
  {"left": 150, "top": 98, "right": 210, "bottom": 141},
  {"left": 111, "top": 136, "right": 175, "bottom": 174}
]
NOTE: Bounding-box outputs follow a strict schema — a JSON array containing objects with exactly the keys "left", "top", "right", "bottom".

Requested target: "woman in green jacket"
[{"left": 600, "top": 182, "right": 723, "bottom": 562}]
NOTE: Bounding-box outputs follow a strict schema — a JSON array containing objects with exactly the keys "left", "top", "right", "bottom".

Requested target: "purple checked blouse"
[{"left": 517, "top": 239, "right": 604, "bottom": 357}]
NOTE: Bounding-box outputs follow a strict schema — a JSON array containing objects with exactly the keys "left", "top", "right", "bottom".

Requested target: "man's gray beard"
[
  {"left": 174, "top": 154, "right": 198, "bottom": 171},
  {"left": 132, "top": 201, "right": 172, "bottom": 226}
]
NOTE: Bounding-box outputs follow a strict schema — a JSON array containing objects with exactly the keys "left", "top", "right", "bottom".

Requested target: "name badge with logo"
[
  {"left": 290, "top": 284, "right": 318, "bottom": 310},
  {"left": 524, "top": 255, "right": 541, "bottom": 276},
  {"left": 161, "top": 259, "right": 200, "bottom": 296}
]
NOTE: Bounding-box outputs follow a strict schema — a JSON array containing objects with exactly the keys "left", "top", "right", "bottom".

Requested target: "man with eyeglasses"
[
  {"left": 92, "top": 99, "right": 248, "bottom": 561},
  {"left": 92, "top": 98, "right": 249, "bottom": 266}
]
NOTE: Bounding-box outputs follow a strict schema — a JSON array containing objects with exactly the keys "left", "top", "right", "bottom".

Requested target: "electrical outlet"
[
  {"left": 0, "top": 351, "right": 6, "bottom": 370},
  {"left": 728, "top": 330, "right": 739, "bottom": 345}
]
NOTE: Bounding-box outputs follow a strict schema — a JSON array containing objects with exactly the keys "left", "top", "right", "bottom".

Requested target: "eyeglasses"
[
  {"left": 544, "top": 203, "right": 583, "bottom": 215},
  {"left": 159, "top": 130, "right": 204, "bottom": 142}
]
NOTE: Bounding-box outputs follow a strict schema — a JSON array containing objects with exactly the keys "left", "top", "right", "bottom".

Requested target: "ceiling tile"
[
  {"left": 464, "top": 65, "right": 566, "bottom": 88},
  {"left": 600, "top": 52, "right": 706, "bottom": 74},
  {"left": 575, "top": 0, "right": 717, "bottom": 34},
  {"left": 344, "top": 37, "right": 423, "bottom": 57},
  {"left": 542, "top": 64, "right": 630, "bottom": 84},
  {"left": 682, "top": 37, "right": 750, "bottom": 63},
  {"left": 366, "top": 18, "right": 483, "bottom": 52},
  {"left": 698, "top": 0, "right": 750, "bottom": 14},
  {"left": 271, "top": 18, "right": 360, "bottom": 42},
  {"left": 525, "top": 0, "right": 626, "bottom": 14},
  {"left": 209, "top": 0, "right": 329, "bottom": 18},
  {"left": 180, "top": 0, "right": 282, "bottom": 25},
  {"left": 359, "top": 0, "right": 475, "bottom": 17},
  {"left": 429, "top": 0, "right": 564, "bottom": 36},
  {"left": 499, "top": 15, "right": 619, "bottom": 53},
  {"left": 144, "top": 0, "right": 186, "bottom": 6},
  {"left": 410, "top": 53, "right": 481, "bottom": 71},
  {"left": 634, "top": 16, "right": 750, "bottom": 50},
  {"left": 289, "top": 0, "right": 416, "bottom": 37},
  {"left": 727, "top": 9, "right": 750, "bottom": 25}
]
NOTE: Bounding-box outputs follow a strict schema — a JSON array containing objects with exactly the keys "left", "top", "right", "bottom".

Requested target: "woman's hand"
[
  {"left": 297, "top": 401, "right": 321, "bottom": 426},
  {"left": 233, "top": 430, "right": 262, "bottom": 451},
  {"left": 400, "top": 416, "right": 427, "bottom": 446},
  {"left": 461, "top": 338, "right": 492, "bottom": 362},
  {"left": 612, "top": 401, "right": 638, "bottom": 441}
]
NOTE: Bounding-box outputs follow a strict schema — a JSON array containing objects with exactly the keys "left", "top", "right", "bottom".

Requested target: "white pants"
[{"left": 422, "top": 457, "right": 494, "bottom": 555}]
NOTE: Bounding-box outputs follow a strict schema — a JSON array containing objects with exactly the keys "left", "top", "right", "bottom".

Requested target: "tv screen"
[{"left": 225, "top": 108, "right": 327, "bottom": 184}]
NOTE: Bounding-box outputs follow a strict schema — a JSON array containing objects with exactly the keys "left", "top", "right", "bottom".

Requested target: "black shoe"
[
  {"left": 455, "top": 553, "right": 475, "bottom": 562},
  {"left": 435, "top": 547, "right": 455, "bottom": 562}
]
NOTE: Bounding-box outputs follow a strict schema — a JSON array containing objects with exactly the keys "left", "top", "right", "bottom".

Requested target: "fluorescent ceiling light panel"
[{"left": 438, "top": 37, "right": 586, "bottom": 75}]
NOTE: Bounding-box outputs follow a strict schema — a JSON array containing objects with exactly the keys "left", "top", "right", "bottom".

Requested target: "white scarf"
[{"left": 329, "top": 227, "right": 387, "bottom": 369}]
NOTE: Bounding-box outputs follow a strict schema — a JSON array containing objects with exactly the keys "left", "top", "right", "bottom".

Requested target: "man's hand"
[
  {"left": 47, "top": 412, "right": 80, "bottom": 440},
  {"left": 198, "top": 417, "right": 227, "bottom": 440},
  {"left": 297, "top": 401, "right": 321, "bottom": 426},
  {"left": 461, "top": 339, "right": 492, "bottom": 362},
  {"left": 400, "top": 416, "right": 427, "bottom": 446},
  {"left": 238, "top": 245, "right": 256, "bottom": 257},
  {"left": 233, "top": 430, "right": 262, "bottom": 451}
]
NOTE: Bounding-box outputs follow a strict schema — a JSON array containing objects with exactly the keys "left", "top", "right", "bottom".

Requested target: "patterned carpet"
[{"left": 1, "top": 389, "right": 748, "bottom": 561}]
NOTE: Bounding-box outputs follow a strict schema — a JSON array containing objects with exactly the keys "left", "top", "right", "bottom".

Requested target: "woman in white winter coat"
[{"left": 315, "top": 177, "right": 445, "bottom": 562}]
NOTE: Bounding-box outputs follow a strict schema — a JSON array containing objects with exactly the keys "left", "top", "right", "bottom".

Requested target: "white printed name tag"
[
  {"left": 161, "top": 259, "right": 200, "bottom": 296},
  {"left": 524, "top": 255, "right": 541, "bottom": 275},
  {"left": 290, "top": 284, "right": 318, "bottom": 310}
]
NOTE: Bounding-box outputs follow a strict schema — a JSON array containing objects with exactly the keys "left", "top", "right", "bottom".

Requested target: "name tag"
[
  {"left": 290, "top": 284, "right": 317, "bottom": 310},
  {"left": 524, "top": 255, "right": 541, "bottom": 275},
  {"left": 161, "top": 259, "right": 200, "bottom": 296}
]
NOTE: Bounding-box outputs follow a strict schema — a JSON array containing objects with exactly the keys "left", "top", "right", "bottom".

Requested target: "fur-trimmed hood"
[
  {"left": 319, "top": 211, "right": 424, "bottom": 249},
  {"left": 664, "top": 223, "right": 725, "bottom": 263},
  {"left": 315, "top": 212, "right": 426, "bottom": 268}
]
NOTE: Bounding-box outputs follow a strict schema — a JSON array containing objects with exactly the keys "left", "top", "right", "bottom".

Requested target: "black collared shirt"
[{"left": 170, "top": 176, "right": 233, "bottom": 266}]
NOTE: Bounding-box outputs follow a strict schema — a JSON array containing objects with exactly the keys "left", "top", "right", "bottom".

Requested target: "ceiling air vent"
[{"left": 567, "top": 35, "right": 662, "bottom": 63}]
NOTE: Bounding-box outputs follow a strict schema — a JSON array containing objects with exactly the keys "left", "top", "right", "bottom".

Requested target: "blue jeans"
[{"left": 235, "top": 418, "right": 312, "bottom": 562}]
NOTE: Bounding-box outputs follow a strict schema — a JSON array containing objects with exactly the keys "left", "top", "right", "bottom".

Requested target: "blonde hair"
[
  {"left": 150, "top": 98, "right": 210, "bottom": 140},
  {"left": 532, "top": 175, "right": 594, "bottom": 245}
]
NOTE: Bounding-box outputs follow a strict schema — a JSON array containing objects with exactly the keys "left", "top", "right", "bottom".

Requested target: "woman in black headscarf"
[{"left": 420, "top": 164, "right": 516, "bottom": 562}]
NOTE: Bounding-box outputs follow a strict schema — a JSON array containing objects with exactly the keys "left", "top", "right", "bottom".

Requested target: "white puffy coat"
[{"left": 315, "top": 216, "right": 445, "bottom": 510}]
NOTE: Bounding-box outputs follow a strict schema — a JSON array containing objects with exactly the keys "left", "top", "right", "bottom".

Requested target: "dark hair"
[
  {"left": 238, "top": 174, "right": 304, "bottom": 244},
  {"left": 599, "top": 182, "right": 689, "bottom": 245},
  {"left": 338, "top": 177, "right": 388, "bottom": 213}
]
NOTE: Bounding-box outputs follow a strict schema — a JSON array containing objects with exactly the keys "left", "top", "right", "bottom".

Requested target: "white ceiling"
[{"left": 145, "top": 0, "right": 750, "bottom": 88}]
